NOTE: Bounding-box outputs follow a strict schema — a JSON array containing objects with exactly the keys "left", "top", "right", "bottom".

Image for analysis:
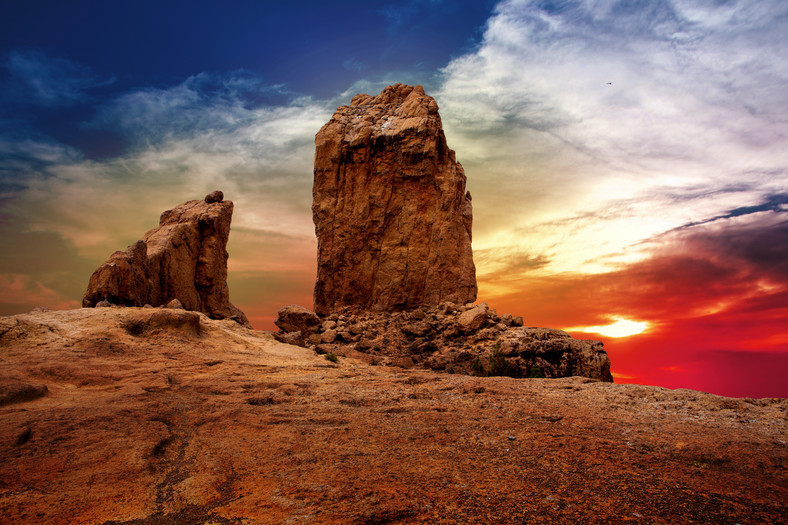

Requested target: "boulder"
[
  {"left": 458, "top": 304, "right": 488, "bottom": 333},
  {"left": 321, "top": 329, "right": 338, "bottom": 344},
  {"left": 82, "top": 193, "right": 249, "bottom": 326},
  {"left": 312, "top": 83, "right": 477, "bottom": 314},
  {"left": 275, "top": 305, "right": 320, "bottom": 334},
  {"left": 165, "top": 298, "right": 185, "bottom": 310},
  {"left": 204, "top": 190, "right": 224, "bottom": 203}
]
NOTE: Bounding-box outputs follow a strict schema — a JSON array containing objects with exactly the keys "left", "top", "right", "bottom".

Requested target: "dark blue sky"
[
  {"left": 2, "top": 1, "right": 495, "bottom": 94},
  {"left": 1, "top": 1, "right": 495, "bottom": 158}
]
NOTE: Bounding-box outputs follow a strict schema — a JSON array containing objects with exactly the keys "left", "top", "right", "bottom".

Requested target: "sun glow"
[{"left": 567, "top": 317, "right": 651, "bottom": 338}]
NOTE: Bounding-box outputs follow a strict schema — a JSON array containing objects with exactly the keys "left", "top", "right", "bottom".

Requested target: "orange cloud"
[{"left": 0, "top": 274, "right": 80, "bottom": 315}]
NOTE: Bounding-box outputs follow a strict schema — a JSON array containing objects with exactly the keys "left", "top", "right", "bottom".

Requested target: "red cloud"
[{"left": 482, "top": 212, "right": 788, "bottom": 397}]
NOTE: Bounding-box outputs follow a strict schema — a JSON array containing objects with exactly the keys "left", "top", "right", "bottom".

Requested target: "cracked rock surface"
[{"left": 2, "top": 307, "right": 785, "bottom": 524}]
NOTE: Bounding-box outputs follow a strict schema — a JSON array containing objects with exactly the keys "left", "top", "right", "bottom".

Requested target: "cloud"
[
  {"left": 0, "top": 67, "right": 333, "bottom": 323},
  {"left": 436, "top": 0, "right": 788, "bottom": 277},
  {"left": 1, "top": 51, "right": 115, "bottom": 108},
  {"left": 0, "top": 274, "right": 79, "bottom": 315},
  {"left": 487, "top": 205, "right": 788, "bottom": 322},
  {"left": 0, "top": 72, "right": 332, "bottom": 258}
]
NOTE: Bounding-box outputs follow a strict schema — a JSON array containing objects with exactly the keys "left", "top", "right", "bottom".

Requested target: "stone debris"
[{"left": 274, "top": 303, "right": 612, "bottom": 382}]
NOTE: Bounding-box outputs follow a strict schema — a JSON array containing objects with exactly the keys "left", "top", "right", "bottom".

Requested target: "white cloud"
[
  {"left": 436, "top": 0, "right": 788, "bottom": 278},
  {"left": 2, "top": 75, "right": 332, "bottom": 263},
  {"left": 2, "top": 51, "right": 115, "bottom": 107}
]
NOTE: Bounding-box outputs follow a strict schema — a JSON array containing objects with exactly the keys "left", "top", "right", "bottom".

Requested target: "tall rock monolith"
[
  {"left": 82, "top": 191, "right": 249, "bottom": 326},
  {"left": 312, "top": 83, "right": 477, "bottom": 314}
]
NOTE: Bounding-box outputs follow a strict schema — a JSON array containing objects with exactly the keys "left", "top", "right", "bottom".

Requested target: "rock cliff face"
[
  {"left": 82, "top": 192, "right": 249, "bottom": 325},
  {"left": 312, "top": 83, "right": 477, "bottom": 315}
]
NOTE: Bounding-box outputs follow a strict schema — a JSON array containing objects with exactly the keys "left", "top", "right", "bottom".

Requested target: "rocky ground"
[{"left": 1, "top": 307, "right": 786, "bottom": 524}]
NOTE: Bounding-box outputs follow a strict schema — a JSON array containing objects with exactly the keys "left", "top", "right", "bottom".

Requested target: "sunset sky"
[{"left": 1, "top": 0, "right": 786, "bottom": 397}]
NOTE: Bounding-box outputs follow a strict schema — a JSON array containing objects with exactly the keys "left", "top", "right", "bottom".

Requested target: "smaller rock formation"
[
  {"left": 274, "top": 303, "right": 612, "bottom": 382},
  {"left": 204, "top": 190, "right": 224, "bottom": 203},
  {"left": 83, "top": 192, "right": 249, "bottom": 326}
]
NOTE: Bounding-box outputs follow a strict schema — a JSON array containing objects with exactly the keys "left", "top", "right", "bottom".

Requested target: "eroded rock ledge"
[{"left": 274, "top": 303, "right": 613, "bottom": 382}]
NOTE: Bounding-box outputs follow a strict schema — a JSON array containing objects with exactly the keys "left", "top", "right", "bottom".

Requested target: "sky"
[{"left": 1, "top": 0, "right": 786, "bottom": 398}]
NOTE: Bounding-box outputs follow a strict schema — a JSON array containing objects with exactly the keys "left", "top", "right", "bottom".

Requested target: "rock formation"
[
  {"left": 312, "top": 83, "right": 477, "bottom": 315},
  {"left": 274, "top": 302, "right": 613, "bottom": 382},
  {"left": 82, "top": 191, "right": 249, "bottom": 326}
]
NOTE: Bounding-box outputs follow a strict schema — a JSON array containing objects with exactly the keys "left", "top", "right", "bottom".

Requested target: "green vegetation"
[
  {"left": 527, "top": 364, "right": 545, "bottom": 378},
  {"left": 487, "top": 347, "right": 518, "bottom": 377},
  {"left": 471, "top": 356, "right": 485, "bottom": 376},
  {"left": 470, "top": 343, "right": 520, "bottom": 378},
  {"left": 325, "top": 353, "right": 338, "bottom": 363}
]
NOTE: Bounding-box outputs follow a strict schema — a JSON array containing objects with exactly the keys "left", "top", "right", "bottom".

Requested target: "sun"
[{"left": 566, "top": 317, "right": 650, "bottom": 338}]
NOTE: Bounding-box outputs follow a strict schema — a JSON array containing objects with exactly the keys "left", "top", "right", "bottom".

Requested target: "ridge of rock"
[
  {"left": 82, "top": 192, "right": 249, "bottom": 326},
  {"left": 312, "top": 83, "right": 477, "bottom": 315}
]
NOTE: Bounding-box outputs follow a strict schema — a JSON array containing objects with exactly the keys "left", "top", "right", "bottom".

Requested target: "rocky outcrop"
[
  {"left": 82, "top": 192, "right": 249, "bottom": 326},
  {"left": 274, "top": 303, "right": 613, "bottom": 382},
  {"left": 312, "top": 83, "right": 477, "bottom": 315}
]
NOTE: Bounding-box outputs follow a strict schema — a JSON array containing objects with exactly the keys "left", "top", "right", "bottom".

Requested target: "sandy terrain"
[{"left": 1, "top": 308, "right": 786, "bottom": 524}]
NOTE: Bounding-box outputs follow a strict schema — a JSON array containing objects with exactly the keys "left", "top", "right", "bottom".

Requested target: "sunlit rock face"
[
  {"left": 312, "top": 83, "right": 477, "bottom": 314},
  {"left": 82, "top": 192, "right": 249, "bottom": 326}
]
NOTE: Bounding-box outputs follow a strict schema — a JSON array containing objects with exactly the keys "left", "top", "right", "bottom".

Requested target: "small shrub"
[
  {"left": 488, "top": 348, "right": 519, "bottom": 377},
  {"left": 471, "top": 356, "right": 485, "bottom": 376},
  {"left": 325, "top": 353, "right": 339, "bottom": 363},
  {"left": 527, "top": 364, "right": 545, "bottom": 378}
]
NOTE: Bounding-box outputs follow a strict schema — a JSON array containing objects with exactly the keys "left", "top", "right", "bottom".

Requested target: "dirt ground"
[{"left": 1, "top": 308, "right": 786, "bottom": 524}]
